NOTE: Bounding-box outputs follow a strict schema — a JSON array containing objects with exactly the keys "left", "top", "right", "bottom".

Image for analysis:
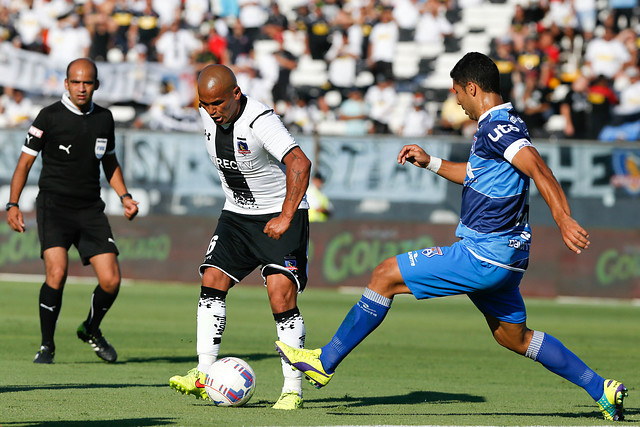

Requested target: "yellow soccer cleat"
[
  {"left": 169, "top": 367, "right": 209, "bottom": 400},
  {"left": 275, "top": 341, "right": 334, "bottom": 388},
  {"left": 597, "top": 379, "right": 628, "bottom": 421},
  {"left": 272, "top": 391, "right": 303, "bottom": 410}
]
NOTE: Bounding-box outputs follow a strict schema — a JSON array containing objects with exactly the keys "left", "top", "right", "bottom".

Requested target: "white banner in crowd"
[{"left": 0, "top": 42, "right": 196, "bottom": 105}]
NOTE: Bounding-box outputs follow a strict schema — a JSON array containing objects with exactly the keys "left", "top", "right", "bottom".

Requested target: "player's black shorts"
[
  {"left": 199, "top": 209, "right": 309, "bottom": 291},
  {"left": 36, "top": 192, "right": 118, "bottom": 266}
]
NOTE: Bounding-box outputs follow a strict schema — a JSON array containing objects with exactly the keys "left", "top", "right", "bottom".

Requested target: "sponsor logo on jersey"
[
  {"left": 284, "top": 256, "right": 298, "bottom": 272},
  {"left": 58, "top": 144, "right": 71, "bottom": 154},
  {"left": 237, "top": 138, "right": 251, "bottom": 155},
  {"left": 610, "top": 149, "right": 640, "bottom": 195},
  {"left": 28, "top": 126, "right": 43, "bottom": 138},
  {"left": 488, "top": 123, "right": 520, "bottom": 142},
  {"left": 408, "top": 251, "right": 418, "bottom": 266},
  {"left": 422, "top": 247, "right": 443, "bottom": 258},
  {"left": 95, "top": 138, "right": 108, "bottom": 159}
]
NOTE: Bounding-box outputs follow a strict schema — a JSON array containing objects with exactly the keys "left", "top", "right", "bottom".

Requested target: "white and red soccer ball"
[{"left": 204, "top": 357, "right": 256, "bottom": 407}]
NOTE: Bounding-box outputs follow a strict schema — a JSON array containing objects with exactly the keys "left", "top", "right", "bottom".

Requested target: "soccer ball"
[{"left": 204, "top": 357, "right": 256, "bottom": 407}]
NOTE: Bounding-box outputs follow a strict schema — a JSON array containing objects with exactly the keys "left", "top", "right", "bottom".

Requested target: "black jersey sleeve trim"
[
  {"left": 249, "top": 109, "right": 274, "bottom": 128},
  {"left": 280, "top": 145, "right": 298, "bottom": 163}
]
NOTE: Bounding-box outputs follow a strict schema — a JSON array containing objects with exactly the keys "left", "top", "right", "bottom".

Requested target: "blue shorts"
[{"left": 396, "top": 241, "right": 526, "bottom": 323}]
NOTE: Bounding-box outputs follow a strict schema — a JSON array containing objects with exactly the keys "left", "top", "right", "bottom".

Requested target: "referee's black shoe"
[
  {"left": 33, "top": 345, "right": 55, "bottom": 364},
  {"left": 77, "top": 322, "right": 118, "bottom": 363}
]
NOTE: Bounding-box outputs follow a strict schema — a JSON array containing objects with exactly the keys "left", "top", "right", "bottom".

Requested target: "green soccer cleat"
[
  {"left": 275, "top": 341, "right": 334, "bottom": 388},
  {"left": 169, "top": 368, "right": 209, "bottom": 400},
  {"left": 77, "top": 322, "right": 117, "bottom": 363},
  {"left": 272, "top": 391, "right": 303, "bottom": 410},
  {"left": 597, "top": 379, "right": 628, "bottom": 421}
]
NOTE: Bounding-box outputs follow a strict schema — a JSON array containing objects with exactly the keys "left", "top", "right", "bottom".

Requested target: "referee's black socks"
[
  {"left": 85, "top": 284, "right": 118, "bottom": 334},
  {"left": 39, "top": 282, "right": 63, "bottom": 349}
]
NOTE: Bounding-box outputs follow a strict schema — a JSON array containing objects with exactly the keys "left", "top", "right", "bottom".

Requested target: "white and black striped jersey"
[{"left": 200, "top": 94, "right": 309, "bottom": 215}]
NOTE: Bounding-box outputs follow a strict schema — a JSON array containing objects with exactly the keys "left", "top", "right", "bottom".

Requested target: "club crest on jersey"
[
  {"left": 95, "top": 138, "right": 108, "bottom": 159},
  {"left": 284, "top": 256, "right": 298, "bottom": 272},
  {"left": 610, "top": 148, "right": 640, "bottom": 195},
  {"left": 422, "top": 247, "right": 443, "bottom": 258},
  {"left": 237, "top": 138, "right": 251, "bottom": 155}
]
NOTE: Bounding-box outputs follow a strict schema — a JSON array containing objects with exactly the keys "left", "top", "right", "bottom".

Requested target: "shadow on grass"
[
  {"left": 0, "top": 383, "right": 167, "bottom": 393},
  {"left": 1, "top": 418, "right": 174, "bottom": 426},
  {"left": 314, "top": 389, "right": 485, "bottom": 409}
]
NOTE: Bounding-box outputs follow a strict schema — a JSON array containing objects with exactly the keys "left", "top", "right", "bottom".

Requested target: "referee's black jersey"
[{"left": 22, "top": 93, "right": 116, "bottom": 203}]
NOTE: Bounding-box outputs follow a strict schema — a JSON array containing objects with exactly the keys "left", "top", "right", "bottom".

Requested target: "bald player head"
[{"left": 197, "top": 64, "right": 244, "bottom": 126}]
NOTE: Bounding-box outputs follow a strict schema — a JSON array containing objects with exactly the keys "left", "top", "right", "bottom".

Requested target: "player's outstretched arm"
[
  {"left": 7, "top": 152, "right": 36, "bottom": 232},
  {"left": 397, "top": 144, "right": 466, "bottom": 184},
  {"left": 102, "top": 153, "right": 139, "bottom": 221},
  {"left": 511, "top": 146, "right": 590, "bottom": 254},
  {"left": 264, "top": 146, "right": 311, "bottom": 240}
]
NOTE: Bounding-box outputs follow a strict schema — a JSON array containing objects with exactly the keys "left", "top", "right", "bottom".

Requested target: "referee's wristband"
[
  {"left": 119, "top": 193, "right": 132, "bottom": 202},
  {"left": 426, "top": 156, "right": 442, "bottom": 173},
  {"left": 5, "top": 202, "right": 19, "bottom": 211}
]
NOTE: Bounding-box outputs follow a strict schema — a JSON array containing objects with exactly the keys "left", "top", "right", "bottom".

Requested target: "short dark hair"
[
  {"left": 450, "top": 52, "right": 500, "bottom": 94},
  {"left": 66, "top": 58, "right": 99, "bottom": 81}
]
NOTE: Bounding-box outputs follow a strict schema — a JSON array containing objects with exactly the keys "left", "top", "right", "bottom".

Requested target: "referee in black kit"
[{"left": 6, "top": 58, "right": 139, "bottom": 364}]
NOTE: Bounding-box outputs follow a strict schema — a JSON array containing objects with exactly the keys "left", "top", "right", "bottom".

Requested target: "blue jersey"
[{"left": 455, "top": 102, "right": 532, "bottom": 272}]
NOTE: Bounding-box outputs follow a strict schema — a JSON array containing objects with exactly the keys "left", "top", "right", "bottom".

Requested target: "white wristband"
[{"left": 426, "top": 156, "right": 442, "bottom": 173}]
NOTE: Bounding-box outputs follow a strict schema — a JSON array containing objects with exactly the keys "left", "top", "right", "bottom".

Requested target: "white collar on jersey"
[
  {"left": 478, "top": 102, "right": 513, "bottom": 124},
  {"left": 61, "top": 92, "right": 95, "bottom": 116}
]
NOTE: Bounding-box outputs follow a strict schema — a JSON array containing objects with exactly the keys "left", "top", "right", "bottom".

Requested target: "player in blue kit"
[{"left": 276, "top": 52, "right": 628, "bottom": 421}]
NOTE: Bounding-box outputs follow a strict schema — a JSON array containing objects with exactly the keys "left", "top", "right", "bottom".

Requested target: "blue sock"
[
  {"left": 525, "top": 331, "right": 605, "bottom": 401},
  {"left": 319, "top": 288, "right": 392, "bottom": 373}
]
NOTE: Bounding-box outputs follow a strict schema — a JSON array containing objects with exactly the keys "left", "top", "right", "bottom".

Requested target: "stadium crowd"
[{"left": 0, "top": 0, "right": 639, "bottom": 140}]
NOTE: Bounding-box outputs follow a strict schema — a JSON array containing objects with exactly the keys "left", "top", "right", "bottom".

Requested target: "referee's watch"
[
  {"left": 119, "top": 193, "right": 132, "bottom": 202},
  {"left": 6, "top": 202, "right": 19, "bottom": 211}
]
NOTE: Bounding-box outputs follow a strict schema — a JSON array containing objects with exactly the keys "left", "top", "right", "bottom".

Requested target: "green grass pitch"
[{"left": 0, "top": 279, "right": 637, "bottom": 426}]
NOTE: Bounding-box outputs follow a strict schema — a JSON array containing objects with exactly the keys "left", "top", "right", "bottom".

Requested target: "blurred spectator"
[
  {"left": 46, "top": 13, "right": 91, "bottom": 67},
  {"left": 584, "top": 25, "right": 632, "bottom": 80},
  {"left": 588, "top": 74, "right": 618, "bottom": 137},
  {"left": 133, "top": 0, "right": 161, "bottom": 61},
  {"left": 399, "top": 91, "right": 435, "bottom": 137},
  {"left": 365, "top": 75, "right": 396, "bottom": 134},
  {"left": 492, "top": 36, "right": 517, "bottom": 103},
  {"left": 326, "top": 29, "right": 359, "bottom": 95},
  {"left": 155, "top": 19, "right": 201, "bottom": 69},
  {"left": 414, "top": 0, "right": 453, "bottom": 45},
  {"left": 367, "top": 6, "right": 398, "bottom": 82},
  {"left": 609, "top": 0, "right": 638, "bottom": 31},
  {"left": 611, "top": 66, "right": 640, "bottom": 124},
  {"left": 1, "top": 88, "right": 34, "bottom": 128},
  {"left": 183, "top": 0, "right": 210, "bottom": 30},
  {"left": 337, "top": 88, "right": 370, "bottom": 136},
  {"left": 152, "top": 0, "right": 181, "bottom": 28},
  {"left": 0, "top": 6, "right": 17, "bottom": 43},
  {"left": 283, "top": 96, "right": 314, "bottom": 134},
  {"left": 262, "top": 2, "right": 289, "bottom": 42},
  {"left": 393, "top": 0, "right": 420, "bottom": 41},
  {"left": 134, "top": 79, "right": 199, "bottom": 131},
  {"left": 86, "top": 11, "right": 113, "bottom": 61},
  {"left": 305, "top": 4, "right": 332, "bottom": 60},
  {"left": 227, "top": 22, "right": 253, "bottom": 65},
  {"left": 307, "top": 172, "right": 333, "bottom": 222},
  {"left": 15, "top": 0, "right": 46, "bottom": 52},
  {"left": 517, "top": 70, "right": 554, "bottom": 137},
  {"left": 439, "top": 91, "right": 476, "bottom": 137},
  {"left": 574, "top": 0, "right": 598, "bottom": 41},
  {"left": 559, "top": 75, "right": 592, "bottom": 139},
  {"left": 238, "top": 0, "right": 267, "bottom": 42},
  {"left": 205, "top": 21, "right": 229, "bottom": 64},
  {"left": 111, "top": 0, "right": 135, "bottom": 55},
  {"left": 272, "top": 40, "right": 298, "bottom": 105}
]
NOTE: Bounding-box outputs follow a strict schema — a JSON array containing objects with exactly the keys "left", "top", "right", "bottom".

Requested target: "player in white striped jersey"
[{"left": 170, "top": 64, "right": 312, "bottom": 410}]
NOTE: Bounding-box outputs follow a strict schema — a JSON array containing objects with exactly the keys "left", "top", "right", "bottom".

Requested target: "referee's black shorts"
[
  {"left": 199, "top": 209, "right": 309, "bottom": 292},
  {"left": 36, "top": 192, "right": 118, "bottom": 265}
]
